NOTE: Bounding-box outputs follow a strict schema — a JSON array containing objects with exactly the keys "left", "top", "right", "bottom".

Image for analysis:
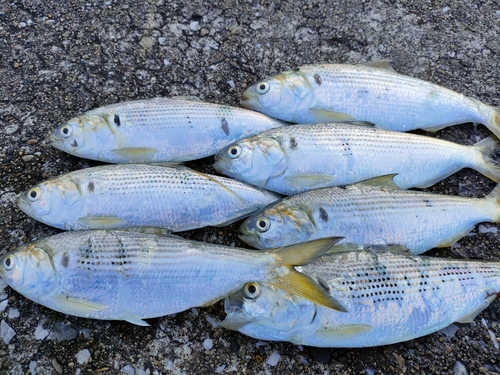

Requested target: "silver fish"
[
  {"left": 0, "top": 230, "right": 345, "bottom": 326},
  {"left": 222, "top": 246, "right": 500, "bottom": 347},
  {"left": 49, "top": 97, "right": 287, "bottom": 163},
  {"left": 17, "top": 164, "right": 280, "bottom": 231},
  {"left": 239, "top": 176, "right": 500, "bottom": 254},
  {"left": 214, "top": 123, "right": 500, "bottom": 194},
  {"left": 242, "top": 61, "right": 500, "bottom": 137}
]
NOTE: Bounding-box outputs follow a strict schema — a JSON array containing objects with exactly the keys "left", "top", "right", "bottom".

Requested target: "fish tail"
[
  {"left": 486, "top": 183, "right": 500, "bottom": 221},
  {"left": 483, "top": 105, "right": 500, "bottom": 139},
  {"left": 473, "top": 136, "right": 500, "bottom": 183},
  {"left": 268, "top": 237, "right": 348, "bottom": 312}
]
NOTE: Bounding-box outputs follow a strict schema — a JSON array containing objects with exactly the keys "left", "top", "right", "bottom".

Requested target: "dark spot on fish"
[
  {"left": 221, "top": 118, "right": 229, "bottom": 136},
  {"left": 293, "top": 67, "right": 300, "bottom": 72},
  {"left": 319, "top": 207, "right": 329, "bottom": 223},
  {"left": 289, "top": 137, "right": 298, "bottom": 149},
  {"left": 88, "top": 180, "right": 95, "bottom": 193},
  {"left": 114, "top": 114, "right": 121, "bottom": 126},
  {"left": 314, "top": 73, "right": 322, "bottom": 86},
  {"left": 317, "top": 276, "right": 330, "bottom": 292},
  {"left": 71, "top": 140, "right": 78, "bottom": 147},
  {"left": 61, "top": 252, "right": 69, "bottom": 268},
  {"left": 423, "top": 199, "right": 432, "bottom": 207}
]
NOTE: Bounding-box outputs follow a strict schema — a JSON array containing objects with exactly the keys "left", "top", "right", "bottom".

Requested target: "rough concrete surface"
[{"left": 1, "top": 0, "right": 500, "bottom": 374}]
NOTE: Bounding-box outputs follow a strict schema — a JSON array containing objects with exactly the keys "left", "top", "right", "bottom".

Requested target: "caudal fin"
[
  {"left": 484, "top": 106, "right": 500, "bottom": 139},
  {"left": 474, "top": 136, "right": 500, "bottom": 183},
  {"left": 486, "top": 183, "right": 500, "bottom": 222},
  {"left": 268, "top": 237, "right": 348, "bottom": 312}
]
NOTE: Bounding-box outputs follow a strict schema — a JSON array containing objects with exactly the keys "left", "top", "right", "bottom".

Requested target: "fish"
[
  {"left": 222, "top": 246, "right": 500, "bottom": 347},
  {"left": 49, "top": 97, "right": 287, "bottom": 163},
  {"left": 16, "top": 164, "right": 281, "bottom": 231},
  {"left": 0, "top": 230, "right": 346, "bottom": 326},
  {"left": 241, "top": 61, "right": 500, "bottom": 137},
  {"left": 239, "top": 176, "right": 500, "bottom": 254},
  {"left": 213, "top": 123, "right": 500, "bottom": 194}
]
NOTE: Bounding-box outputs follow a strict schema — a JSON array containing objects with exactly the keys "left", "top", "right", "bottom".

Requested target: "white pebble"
[
  {"left": 164, "top": 360, "right": 174, "bottom": 370},
  {"left": 29, "top": 361, "right": 37, "bottom": 375},
  {"left": 215, "top": 365, "right": 225, "bottom": 373},
  {"left": 205, "top": 315, "right": 219, "bottom": 328},
  {"left": 75, "top": 349, "right": 91, "bottom": 365},
  {"left": 189, "top": 21, "right": 200, "bottom": 31},
  {"left": 442, "top": 6, "right": 450, "bottom": 13},
  {"left": 453, "top": 360, "right": 468, "bottom": 375},
  {"left": 439, "top": 323, "right": 459, "bottom": 338},
  {"left": 1, "top": 320, "right": 16, "bottom": 344},
  {"left": 202, "top": 338, "right": 213, "bottom": 350},
  {"left": 8, "top": 309, "right": 20, "bottom": 319},
  {"left": 265, "top": 351, "right": 281, "bottom": 366},
  {"left": 255, "top": 341, "right": 267, "bottom": 347},
  {"left": 163, "top": 59, "right": 170, "bottom": 66},
  {"left": 19, "top": 22, "right": 27, "bottom": 27},
  {"left": 158, "top": 37, "right": 167, "bottom": 45},
  {"left": 227, "top": 80, "right": 235, "bottom": 89},
  {"left": 34, "top": 324, "right": 49, "bottom": 340},
  {"left": 191, "top": 307, "right": 199, "bottom": 316},
  {"left": 0, "top": 300, "right": 8, "bottom": 312},
  {"left": 120, "top": 364, "right": 135, "bottom": 375}
]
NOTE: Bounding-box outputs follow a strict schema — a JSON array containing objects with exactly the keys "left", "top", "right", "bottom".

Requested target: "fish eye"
[
  {"left": 27, "top": 187, "right": 41, "bottom": 202},
  {"left": 60, "top": 125, "right": 72, "bottom": 138},
  {"left": 256, "top": 82, "right": 270, "bottom": 95},
  {"left": 228, "top": 145, "right": 241, "bottom": 159},
  {"left": 256, "top": 217, "right": 270, "bottom": 232},
  {"left": 243, "top": 282, "right": 261, "bottom": 299},
  {"left": 3, "top": 255, "right": 14, "bottom": 271}
]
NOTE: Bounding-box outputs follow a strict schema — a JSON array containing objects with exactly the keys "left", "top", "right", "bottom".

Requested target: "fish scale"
[
  {"left": 214, "top": 123, "right": 500, "bottom": 195},
  {"left": 50, "top": 97, "right": 287, "bottom": 163},
  {"left": 239, "top": 182, "right": 500, "bottom": 253},
  {"left": 223, "top": 249, "right": 500, "bottom": 347},
  {"left": 241, "top": 62, "right": 500, "bottom": 136},
  {"left": 17, "top": 164, "right": 280, "bottom": 231}
]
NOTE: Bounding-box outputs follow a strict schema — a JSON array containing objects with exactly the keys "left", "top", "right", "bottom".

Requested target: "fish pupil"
[
  {"left": 259, "top": 220, "right": 266, "bottom": 228},
  {"left": 62, "top": 127, "right": 69, "bottom": 134},
  {"left": 4, "top": 258, "right": 10, "bottom": 267},
  {"left": 248, "top": 284, "right": 256, "bottom": 294},
  {"left": 259, "top": 84, "right": 266, "bottom": 90},
  {"left": 30, "top": 190, "right": 37, "bottom": 198},
  {"left": 230, "top": 148, "right": 238, "bottom": 155}
]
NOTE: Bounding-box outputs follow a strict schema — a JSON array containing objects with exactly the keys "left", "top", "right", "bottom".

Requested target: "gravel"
[{"left": 1, "top": 0, "right": 500, "bottom": 374}]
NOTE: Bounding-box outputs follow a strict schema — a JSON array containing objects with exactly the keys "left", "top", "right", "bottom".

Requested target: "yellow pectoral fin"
[
  {"left": 314, "top": 324, "right": 373, "bottom": 339},
  {"left": 52, "top": 295, "right": 107, "bottom": 315},
  {"left": 111, "top": 148, "right": 158, "bottom": 161},
  {"left": 79, "top": 216, "right": 127, "bottom": 229},
  {"left": 355, "top": 174, "right": 400, "bottom": 189},
  {"left": 309, "top": 108, "right": 357, "bottom": 123}
]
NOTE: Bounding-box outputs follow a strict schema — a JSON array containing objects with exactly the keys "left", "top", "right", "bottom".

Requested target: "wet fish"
[
  {"left": 0, "top": 230, "right": 345, "bottom": 325},
  {"left": 17, "top": 164, "right": 280, "bottom": 231},
  {"left": 49, "top": 97, "right": 287, "bottom": 163},
  {"left": 214, "top": 123, "right": 500, "bottom": 194},
  {"left": 222, "top": 246, "right": 500, "bottom": 347},
  {"left": 241, "top": 61, "right": 500, "bottom": 137},
  {"left": 239, "top": 176, "right": 500, "bottom": 254}
]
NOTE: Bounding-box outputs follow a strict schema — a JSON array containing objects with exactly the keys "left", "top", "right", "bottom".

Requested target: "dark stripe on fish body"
[
  {"left": 314, "top": 73, "right": 322, "bottom": 86},
  {"left": 319, "top": 207, "right": 329, "bottom": 223},
  {"left": 221, "top": 118, "right": 229, "bottom": 136},
  {"left": 87, "top": 181, "right": 95, "bottom": 193},
  {"left": 114, "top": 114, "right": 121, "bottom": 126}
]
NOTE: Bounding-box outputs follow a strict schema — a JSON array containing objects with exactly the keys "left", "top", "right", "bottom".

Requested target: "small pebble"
[
  {"left": 75, "top": 349, "right": 91, "bottom": 364},
  {"left": 0, "top": 320, "right": 15, "bottom": 344},
  {"left": 22, "top": 155, "right": 35, "bottom": 162},
  {"left": 29, "top": 361, "right": 37, "bottom": 375},
  {"left": 27, "top": 139, "right": 38, "bottom": 144},
  {"left": 52, "top": 359, "right": 63, "bottom": 374},
  {"left": 120, "top": 364, "right": 135, "bottom": 375},
  {"left": 266, "top": 351, "right": 281, "bottom": 366},
  {"left": 202, "top": 338, "right": 213, "bottom": 350},
  {"left": 453, "top": 360, "right": 468, "bottom": 375}
]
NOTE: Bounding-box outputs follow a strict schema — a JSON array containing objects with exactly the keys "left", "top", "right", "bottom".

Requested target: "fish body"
[
  {"left": 214, "top": 123, "right": 500, "bottom": 194},
  {"left": 49, "top": 97, "right": 287, "bottom": 163},
  {"left": 17, "top": 164, "right": 280, "bottom": 231},
  {"left": 222, "top": 248, "right": 500, "bottom": 347},
  {"left": 0, "top": 231, "right": 344, "bottom": 325},
  {"left": 242, "top": 62, "right": 500, "bottom": 137},
  {"left": 239, "top": 179, "right": 500, "bottom": 253}
]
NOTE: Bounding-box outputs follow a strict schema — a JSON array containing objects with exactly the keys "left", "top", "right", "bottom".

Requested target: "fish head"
[
  {"left": 0, "top": 243, "right": 59, "bottom": 300},
  {"left": 213, "top": 137, "right": 286, "bottom": 188},
  {"left": 50, "top": 115, "right": 115, "bottom": 160},
  {"left": 222, "top": 282, "right": 316, "bottom": 342},
  {"left": 241, "top": 70, "right": 315, "bottom": 122},
  {"left": 17, "top": 178, "right": 83, "bottom": 230},
  {"left": 239, "top": 203, "right": 315, "bottom": 249}
]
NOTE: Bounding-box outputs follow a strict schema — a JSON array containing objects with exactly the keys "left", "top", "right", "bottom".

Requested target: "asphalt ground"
[{"left": 1, "top": 1, "right": 500, "bottom": 374}]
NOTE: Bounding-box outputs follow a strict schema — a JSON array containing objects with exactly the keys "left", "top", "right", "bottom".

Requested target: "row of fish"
[{"left": 5, "top": 61, "right": 500, "bottom": 348}]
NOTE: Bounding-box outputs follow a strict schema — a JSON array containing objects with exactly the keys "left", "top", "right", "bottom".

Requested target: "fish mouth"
[
  {"left": 238, "top": 233, "right": 264, "bottom": 250},
  {"left": 220, "top": 293, "right": 248, "bottom": 331},
  {"left": 240, "top": 91, "right": 256, "bottom": 109}
]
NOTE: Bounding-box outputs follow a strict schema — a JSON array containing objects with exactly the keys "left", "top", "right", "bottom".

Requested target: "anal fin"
[
  {"left": 111, "top": 148, "right": 158, "bottom": 162},
  {"left": 309, "top": 108, "right": 357, "bottom": 123},
  {"left": 314, "top": 324, "right": 373, "bottom": 339},
  {"left": 284, "top": 174, "right": 334, "bottom": 190},
  {"left": 52, "top": 295, "right": 107, "bottom": 315}
]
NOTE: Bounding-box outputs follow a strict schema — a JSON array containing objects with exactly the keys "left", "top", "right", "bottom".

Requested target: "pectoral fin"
[
  {"left": 111, "top": 148, "right": 158, "bottom": 161},
  {"left": 314, "top": 324, "right": 373, "bottom": 339},
  {"left": 52, "top": 295, "right": 107, "bottom": 315},
  {"left": 284, "top": 175, "right": 334, "bottom": 190},
  {"left": 79, "top": 216, "right": 127, "bottom": 229},
  {"left": 309, "top": 108, "right": 357, "bottom": 123}
]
